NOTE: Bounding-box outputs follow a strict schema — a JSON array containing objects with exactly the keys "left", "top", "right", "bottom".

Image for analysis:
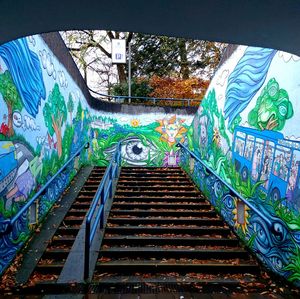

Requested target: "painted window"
[
  {"left": 288, "top": 150, "right": 300, "bottom": 192},
  {"left": 261, "top": 142, "right": 275, "bottom": 189},
  {"left": 251, "top": 138, "right": 264, "bottom": 181},
  {"left": 244, "top": 135, "right": 255, "bottom": 161},
  {"left": 234, "top": 137, "right": 245, "bottom": 157},
  {"left": 272, "top": 145, "right": 291, "bottom": 181}
]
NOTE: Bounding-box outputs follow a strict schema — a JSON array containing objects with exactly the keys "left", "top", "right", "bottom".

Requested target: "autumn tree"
[
  {"left": 131, "top": 33, "right": 226, "bottom": 79},
  {"left": 61, "top": 30, "right": 226, "bottom": 94},
  {"left": 67, "top": 93, "right": 74, "bottom": 124},
  {"left": 248, "top": 78, "right": 294, "bottom": 131},
  {"left": 149, "top": 76, "right": 209, "bottom": 100},
  {"left": 43, "top": 83, "right": 67, "bottom": 158},
  {"left": 61, "top": 30, "right": 133, "bottom": 85},
  {"left": 0, "top": 70, "right": 23, "bottom": 137}
]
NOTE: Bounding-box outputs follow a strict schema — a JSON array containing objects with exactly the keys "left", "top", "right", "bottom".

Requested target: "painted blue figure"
[
  {"left": 224, "top": 47, "right": 276, "bottom": 127},
  {"left": 0, "top": 37, "right": 46, "bottom": 117}
]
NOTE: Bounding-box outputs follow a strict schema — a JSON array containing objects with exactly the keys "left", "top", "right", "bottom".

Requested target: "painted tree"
[
  {"left": 248, "top": 78, "right": 294, "bottom": 131},
  {"left": 43, "top": 83, "right": 67, "bottom": 158},
  {"left": 76, "top": 101, "right": 83, "bottom": 122},
  {"left": 0, "top": 70, "right": 23, "bottom": 137},
  {"left": 67, "top": 93, "right": 74, "bottom": 124}
]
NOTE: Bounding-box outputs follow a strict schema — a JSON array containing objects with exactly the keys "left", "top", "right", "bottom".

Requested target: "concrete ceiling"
[{"left": 1, "top": 0, "right": 300, "bottom": 55}]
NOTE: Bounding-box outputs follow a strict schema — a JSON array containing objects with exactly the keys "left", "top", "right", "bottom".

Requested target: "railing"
[
  {"left": 84, "top": 141, "right": 122, "bottom": 280},
  {"left": 0, "top": 141, "right": 90, "bottom": 235},
  {"left": 89, "top": 89, "right": 200, "bottom": 107},
  {"left": 177, "top": 143, "right": 283, "bottom": 236}
]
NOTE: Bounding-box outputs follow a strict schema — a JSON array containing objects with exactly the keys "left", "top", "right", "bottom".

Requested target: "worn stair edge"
[
  {"left": 102, "top": 236, "right": 240, "bottom": 246},
  {"left": 95, "top": 262, "right": 260, "bottom": 274}
]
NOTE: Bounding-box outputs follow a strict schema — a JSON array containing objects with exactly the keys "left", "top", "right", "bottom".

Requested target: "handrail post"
[
  {"left": 84, "top": 219, "right": 90, "bottom": 280},
  {"left": 100, "top": 211, "right": 104, "bottom": 229},
  {"left": 100, "top": 188, "right": 105, "bottom": 205},
  {"left": 109, "top": 166, "right": 113, "bottom": 198},
  {"left": 115, "top": 157, "right": 119, "bottom": 179},
  {"left": 100, "top": 188, "right": 105, "bottom": 229}
]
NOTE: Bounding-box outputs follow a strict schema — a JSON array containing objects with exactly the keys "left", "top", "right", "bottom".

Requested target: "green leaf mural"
[
  {"left": 248, "top": 78, "right": 294, "bottom": 131},
  {"left": 0, "top": 70, "right": 23, "bottom": 137},
  {"left": 67, "top": 92, "right": 74, "bottom": 124},
  {"left": 43, "top": 83, "right": 67, "bottom": 158}
]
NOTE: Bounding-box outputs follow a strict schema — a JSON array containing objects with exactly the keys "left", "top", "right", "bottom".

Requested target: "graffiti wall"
[
  {"left": 182, "top": 46, "right": 300, "bottom": 285},
  {"left": 0, "top": 34, "right": 192, "bottom": 275},
  {"left": 89, "top": 114, "right": 188, "bottom": 167}
]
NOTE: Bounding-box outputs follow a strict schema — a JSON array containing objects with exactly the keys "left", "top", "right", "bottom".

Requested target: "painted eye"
[{"left": 104, "top": 136, "right": 159, "bottom": 166}]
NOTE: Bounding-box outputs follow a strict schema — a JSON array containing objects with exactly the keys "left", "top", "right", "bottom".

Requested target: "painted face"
[
  {"left": 13, "top": 112, "right": 22, "bottom": 128},
  {"left": 165, "top": 124, "right": 179, "bottom": 139}
]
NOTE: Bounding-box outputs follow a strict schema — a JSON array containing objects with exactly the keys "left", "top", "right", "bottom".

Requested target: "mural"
[
  {"left": 90, "top": 114, "right": 188, "bottom": 167},
  {"left": 0, "top": 34, "right": 192, "bottom": 275},
  {"left": 183, "top": 45, "right": 300, "bottom": 286}
]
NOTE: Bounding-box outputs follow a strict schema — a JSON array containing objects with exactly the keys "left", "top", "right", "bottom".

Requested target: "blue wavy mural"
[
  {"left": 224, "top": 47, "right": 277, "bottom": 127},
  {"left": 247, "top": 204, "right": 294, "bottom": 278},
  {"left": 0, "top": 38, "right": 46, "bottom": 117},
  {"left": 0, "top": 212, "right": 28, "bottom": 274}
]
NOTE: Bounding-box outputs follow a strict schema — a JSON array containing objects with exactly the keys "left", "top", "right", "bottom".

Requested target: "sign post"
[
  {"left": 111, "top": 39, "right": 131, "bottom": 103},
  {"left": 128, "top": 42, "right": 131, "bottom": 103},
  {"left": 111, "top": 39, "right": 126, "bottom": 64}
]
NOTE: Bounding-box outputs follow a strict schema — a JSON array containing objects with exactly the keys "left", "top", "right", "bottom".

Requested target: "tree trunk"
[
  {"left": 69, "top": 112, "right": 72, "bottom": 125},
  {"left": 179, "top": 39, "right": 189, "bottom": 79},
  {"left": 7, "top": 103, "right": 14, "bottom": 137},
  {"left": 117, "top": 64, "right": 127, "bottom": 83},
  {"left": 53, "top": 123, "right": 62, "bottom": 158}
]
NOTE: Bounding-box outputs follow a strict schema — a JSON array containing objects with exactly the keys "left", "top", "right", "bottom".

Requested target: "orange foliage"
[{"left": 149, "top": 76, "right": 209, "bottom": 101}]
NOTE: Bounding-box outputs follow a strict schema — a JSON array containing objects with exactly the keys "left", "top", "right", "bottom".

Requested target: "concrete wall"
[{"left": 182, "top": 45, "right": 300, "bottom": 285}]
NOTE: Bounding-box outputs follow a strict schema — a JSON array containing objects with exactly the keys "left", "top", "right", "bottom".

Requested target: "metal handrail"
[
  {"left": 176, "top": 143, "right": 274, "bottom": 227},
  {"left": 89, "top": 88, "right": 198, "bottom": 107},
  {"left": 84, "top": 141, "right": 122, "bottom": 280},
  {"left": 0, "top": 141, "right": 90, "bottom": 235}
]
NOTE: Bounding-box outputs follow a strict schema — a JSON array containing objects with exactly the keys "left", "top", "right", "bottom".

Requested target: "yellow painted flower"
[
  {"left": 232, "top": 197, "right": 250, "bottom": 234},
  {"left": 155, "top": 115, "right": 187, "bottom": 146},
  {"left": 130, "top": 119, "right": 140, "bottom": 127}
]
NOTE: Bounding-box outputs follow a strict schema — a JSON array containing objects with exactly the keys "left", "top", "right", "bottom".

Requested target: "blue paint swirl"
[
  {"left": 247, "top": 204, "right": 294, "bottom": 278},
  {"left": 0, "top": 38, "right": 46, "bottom": 117},
  {"left": 224, "top": 47, "right": 276, "bottom": 127}
]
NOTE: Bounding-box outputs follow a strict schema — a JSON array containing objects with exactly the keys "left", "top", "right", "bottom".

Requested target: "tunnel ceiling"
[{"left": 1, "top": 0, "right": 300, "bottom": 56}]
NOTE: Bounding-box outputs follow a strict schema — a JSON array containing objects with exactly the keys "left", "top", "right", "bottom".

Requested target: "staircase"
[
  {"left": 28, "top": 167, "right": 106, "bottom": 285},
  {"left": 92, "top": 167, "right": 264, "bottom": 293}
]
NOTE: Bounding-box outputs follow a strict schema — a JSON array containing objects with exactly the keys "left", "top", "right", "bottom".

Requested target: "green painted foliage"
[
  {"left": 0, "top": 70, "right": 22, "bottom": 111},
  {"left": 67, "top": 93, "right": 74, "bottom": 113},
  {"left": 43, "top": 83, "right": 67, "bottom": 136},
  {"left": 285, "top": 247, "right": 300, "bottom": 283},
  {"left": 248, "top": 78, "right": 294, "bottom": 131}
]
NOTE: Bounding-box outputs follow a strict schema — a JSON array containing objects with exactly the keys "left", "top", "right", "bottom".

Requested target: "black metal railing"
[
  {"left": 89, "top": 89, "right": 200, "bottom": 107},
  {"left": 84, "top": 141, "right": 122, "bottom": 280},
  {"left": 0, "top": 141, "right": 89, "bottom": 235}
]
